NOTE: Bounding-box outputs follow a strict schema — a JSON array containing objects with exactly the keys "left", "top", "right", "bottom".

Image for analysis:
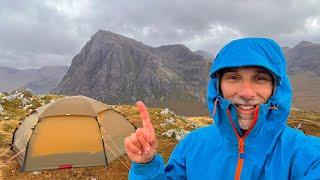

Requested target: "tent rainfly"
[{"left": 11, "top": 95, "right": 136, "bottom": 171}]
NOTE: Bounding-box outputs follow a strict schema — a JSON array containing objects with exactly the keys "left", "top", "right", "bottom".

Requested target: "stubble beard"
[{"left": 229, "top": 96, "right": 266, "bottom": 130}]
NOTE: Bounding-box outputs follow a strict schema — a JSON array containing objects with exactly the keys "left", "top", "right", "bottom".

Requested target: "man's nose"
[{"left": 237, "top": 81, "right": 256, "bottom": 99}]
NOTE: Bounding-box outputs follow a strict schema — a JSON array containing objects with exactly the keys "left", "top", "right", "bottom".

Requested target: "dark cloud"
[{"left": 1, "top": 0, "right": 320, "bottom": 69}]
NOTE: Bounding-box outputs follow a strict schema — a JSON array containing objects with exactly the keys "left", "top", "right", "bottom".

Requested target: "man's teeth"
[{"left": 237, "top": 105, "right": 255, "bottom": 110}]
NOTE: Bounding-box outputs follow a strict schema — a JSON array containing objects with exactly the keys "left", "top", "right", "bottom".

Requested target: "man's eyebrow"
[
  {"left": 222, "top": 68, "right": 237, "bottom": 73},
  {"left": 255, "top": 69, "right": 272, "bottom": 75}
]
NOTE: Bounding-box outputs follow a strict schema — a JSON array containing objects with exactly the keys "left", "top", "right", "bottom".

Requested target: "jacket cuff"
[{"left": 131, "top": 154, "right": 164, "bottom": 175}]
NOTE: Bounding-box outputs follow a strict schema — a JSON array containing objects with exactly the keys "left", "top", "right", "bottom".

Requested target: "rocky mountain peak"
[
  {"left": 91, "top": 29, "right": 147, "bottom": 50},
  {"left": 54, "top": 30, "right": 209, "bottom": 115},
  {"left": 153, "top": 44, "right": 205, "bottom": 65}
]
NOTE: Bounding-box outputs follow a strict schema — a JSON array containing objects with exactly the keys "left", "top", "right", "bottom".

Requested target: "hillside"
[
  {"left": 283, "top": 41, "right": 320, "bottom": 111},
  {"left": 0, "top": 90, "right": 319, "bottom": 179}
]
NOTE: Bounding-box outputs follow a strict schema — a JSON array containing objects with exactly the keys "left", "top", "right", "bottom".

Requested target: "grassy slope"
[
  {"left": 0, "top": 96, "right": 319, "bottom": 179},
  {"left": 290, "top": 71, "right": 320, "bottom": 111}
]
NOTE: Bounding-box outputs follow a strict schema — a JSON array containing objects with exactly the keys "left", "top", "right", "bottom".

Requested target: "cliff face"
[{"left": 54, "top": 30, "right": 210, "bottom": 115}]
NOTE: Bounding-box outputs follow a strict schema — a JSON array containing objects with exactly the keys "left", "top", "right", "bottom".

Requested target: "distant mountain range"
[
  {"left": 285, "top": 41, "right": 320, "bottom": 76},
  {"left": 1, "top": 30, "right": 320, "bottom": 114},
  {"left": 282, "top": 41, "right": 320, "bottom": 111},
  {"left": 0, "top": 66, "right": 69, "bottom": 94}
]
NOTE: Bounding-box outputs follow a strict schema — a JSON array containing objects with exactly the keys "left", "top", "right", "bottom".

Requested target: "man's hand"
[{"left": 124, "top": 101, "right": 158, "bottom": 163}]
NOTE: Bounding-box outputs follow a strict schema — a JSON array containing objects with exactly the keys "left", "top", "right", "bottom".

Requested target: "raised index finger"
[{"left": 136, "top": 101, "right": 154, "bottom": 134}]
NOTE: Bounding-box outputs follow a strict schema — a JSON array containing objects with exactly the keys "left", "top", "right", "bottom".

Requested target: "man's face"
[{"left": 220, "top": 66, "right": 273, "bottom": 130}]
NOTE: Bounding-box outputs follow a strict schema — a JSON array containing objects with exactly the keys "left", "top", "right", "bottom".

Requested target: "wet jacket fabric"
[{"left": 129, "top": 38, "right": 320, "bottom": 179}]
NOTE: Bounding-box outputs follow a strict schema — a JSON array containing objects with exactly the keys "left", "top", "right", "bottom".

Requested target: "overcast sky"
[{"left": 1, "top": 0, "right": 320, "bottom": 69}]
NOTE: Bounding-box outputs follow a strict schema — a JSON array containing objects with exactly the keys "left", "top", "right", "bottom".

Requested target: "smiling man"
[
  {"left": 220, "top": 67, "right": 274, "bottom": 132},
  {"left": 125, "top": 38, "right": 320, "bottom": 179}
]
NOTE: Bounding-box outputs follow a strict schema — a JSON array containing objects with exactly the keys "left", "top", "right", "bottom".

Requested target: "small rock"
[
  {"left": 32, "top": 171, "right": 41, "bottom": 175},
  {"left": 162, "top": 129, "right": 190, "bottom": 141},
  {"left": 4, "top": 116, "right": 10, "bottom": 120},
  {"left": 165, "top": 118, "right": 175, "bottom": 124},
  {"left": 23, "top": 104, "right": 33, "bottom": 110},
  {"left": 295, "top": 122, "right": 302, "bottom": 129},
  {"left": 21, "top": 98, "right": 31, "bottom": 106},
  {"left": 291, "top": 107, "right": 301, "bottom": 111},
  {"left": 0, "top": 104, "right": 4, "bottom": 114},
  {"left": 6, "top": 95, "right": 15, "bottom": 101},
  {"left": 160, "top": 123, "right": 166, "bottom": 127},
  {"left": 160, "top": 108, "right": 173, "bottom": 115}
]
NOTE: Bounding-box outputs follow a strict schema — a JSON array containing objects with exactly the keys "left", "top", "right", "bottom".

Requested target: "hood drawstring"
[
  {"left": 213, "top": 98, "right": 220, "bottom": 116},
  {"left": 269, "top": 105, "right": 278, "bottom": 110}
]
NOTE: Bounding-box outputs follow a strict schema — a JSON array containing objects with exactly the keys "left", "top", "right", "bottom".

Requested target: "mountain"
[
  {"left": 194, "top": 50, "right": 214, "bottom": 60},
  {"left": 282, "top": 41, "right": 320, "bottom": 111},
  {"left": 54, "top": 30, "right": 320, "bottom": 114},
  {"left": 54, "top": 30, "right": 210, "bottom": 116},
  {"left": 0, "top": 66, "right": 69, "bottom": 94},
  {"left": 284, "top": 41, "right": 320, "bottom": 76}
]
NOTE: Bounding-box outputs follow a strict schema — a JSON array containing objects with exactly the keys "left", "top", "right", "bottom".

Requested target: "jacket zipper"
[
  {"left": 227, "top": 107, "right": 259, "bottom": 180},
  {"left": 235, "top": 138, "right": 244, "bottom": 180}
]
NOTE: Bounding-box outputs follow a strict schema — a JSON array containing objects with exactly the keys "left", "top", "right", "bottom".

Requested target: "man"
[{"left": 124, "top": 38, "right": 320, "bottom": 179}]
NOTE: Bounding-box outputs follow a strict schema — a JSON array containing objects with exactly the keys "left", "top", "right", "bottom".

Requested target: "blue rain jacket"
[{"left": 129, "top": 38, "right": 320, "bottom": 179}]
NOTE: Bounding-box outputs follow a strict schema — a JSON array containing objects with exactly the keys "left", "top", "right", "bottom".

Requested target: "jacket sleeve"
[
  {"left": 302, "top": 158, "right": 320, "bottom": 180},
  {"left": 292, "top": 135, "right": 320, "bottom": 180},
  {"left": 128, "top": 135, "right": 189, "bottom": 180}
]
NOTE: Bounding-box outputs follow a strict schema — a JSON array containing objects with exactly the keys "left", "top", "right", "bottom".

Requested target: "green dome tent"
[{"left": 11, "top": 95, "right": 136, "bottom": 171}]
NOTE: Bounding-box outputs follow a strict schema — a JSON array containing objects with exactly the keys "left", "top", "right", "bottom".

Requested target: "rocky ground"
[{"left": 0, "top": 90, "right": 319, "bottom": 179}]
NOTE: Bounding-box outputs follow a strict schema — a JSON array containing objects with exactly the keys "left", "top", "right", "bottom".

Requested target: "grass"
[
  {"left": 0, "top": 93, "right": 319, "bottom": 179},
  {"left": 1, "top": 123, "right": 16, "bottom": 133}
]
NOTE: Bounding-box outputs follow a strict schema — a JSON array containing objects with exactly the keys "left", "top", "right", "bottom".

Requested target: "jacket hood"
[{"left": 207, "top": 38, "right": 292, "bottom": 139}]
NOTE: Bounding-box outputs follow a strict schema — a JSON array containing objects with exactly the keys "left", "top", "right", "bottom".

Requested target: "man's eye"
[
  {"left": 225, "top": 75, "right": 239, "bottom": 80},
  {"left": 255, "top": 76, "right": 271, "bottom": 82}
]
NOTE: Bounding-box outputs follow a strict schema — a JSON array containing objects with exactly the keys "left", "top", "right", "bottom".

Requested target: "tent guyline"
[
  {"left": 0, "top": 148, "right": 26, "bottom": 168},
  {"left": 11, "top": 95, "right": 136, "bottom": 172},
  {"left": 0, "top": 130, "right": 31, "bottom": 169},
  {"left": 0, "top": 130, "right": 31, "bottom": 158},
  {"left": 102, "top": 127, "right": 131, "bottom": 167},
  {"left": 103, "top": 138, "right": 130, "bottom": 170}
]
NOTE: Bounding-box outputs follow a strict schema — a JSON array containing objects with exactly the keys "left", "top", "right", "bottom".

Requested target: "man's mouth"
[{"left": 235, "top": 104, "right": 257, "bottom": 113}]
